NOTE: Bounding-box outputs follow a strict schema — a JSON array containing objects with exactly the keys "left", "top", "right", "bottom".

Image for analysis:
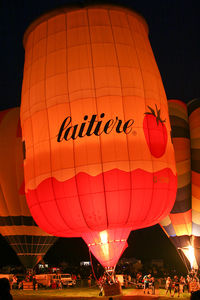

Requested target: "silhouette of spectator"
[{"left": 0, "top": 277, "right": 13, "bottom": 300}]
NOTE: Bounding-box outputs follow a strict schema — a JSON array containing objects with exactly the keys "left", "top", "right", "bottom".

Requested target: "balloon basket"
[{"left": 103, "top": 281, "right": 122, "bottom": 296}]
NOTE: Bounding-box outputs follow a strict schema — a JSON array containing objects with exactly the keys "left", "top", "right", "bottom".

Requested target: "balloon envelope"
[
  {"left": 160, "top": 99, "right": 200, "bottom": 269},
  {"left": 21, "top": 5, "right": 177, "bottom": 268},
  {"left": 0, "top": 108, "right": 57, "bottom": 268}
]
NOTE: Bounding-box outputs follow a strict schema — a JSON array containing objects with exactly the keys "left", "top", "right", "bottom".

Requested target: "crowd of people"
[
  {"left": 8, "top": 271, "right": 37, "bottom": 290},
  {"left": 142, "top": 274, "right": 155, "bottom": 294},
  {"left": 88, "top": 270, "right": 200, "bottom": 297},
  {"left": 1, "top": 271, "right": 200, "bottom": 300},
  {"left": 165, "top": 272, "right": 200, "bottom": 297},
  {"left": 2, "top": 263, "right": 200, "bottom": 298},
  {"left": 125, "top": 269, "right": 200, "bottom": 296}
]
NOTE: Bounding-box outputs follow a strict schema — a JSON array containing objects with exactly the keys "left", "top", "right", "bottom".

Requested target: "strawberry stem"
[{"left": 144, "top": 105, "right": 166, "bottom": 124}]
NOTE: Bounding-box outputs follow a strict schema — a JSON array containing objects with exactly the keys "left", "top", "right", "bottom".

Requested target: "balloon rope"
[
  {"left": 181, "top": 250, "right": 190, "bottom": 273},
  {"left": 89, "top": 249, "right": 99, "bottom": 283},
  {"left": 177, "top": 248, "right": 190, "bottom": 273}
]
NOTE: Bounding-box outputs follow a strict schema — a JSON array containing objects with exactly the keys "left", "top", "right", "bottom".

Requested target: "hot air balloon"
[
  {"left": 20, "top": 4, "right": 177, "bottom": 273},
  {"left": 188, "top": 98, "right": 200, "bottom": 268},
  {"left": 0, "top": 108, "right": 57, "bottom": 268},
  {"left": 160, "top": 98, "right": 200, "bottom": 270}
]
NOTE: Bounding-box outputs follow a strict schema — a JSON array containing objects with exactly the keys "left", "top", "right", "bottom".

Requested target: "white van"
[{"left": 60, "top": 274, "right": 76, "bottom": 286}]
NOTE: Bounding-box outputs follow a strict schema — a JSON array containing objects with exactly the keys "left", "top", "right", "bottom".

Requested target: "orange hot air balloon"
[
  {"left": 0, "top": 108, "right": 57, "bottom": 268},
  {"left": 20, "top": 4, "right": 177, "bottom": 271}
]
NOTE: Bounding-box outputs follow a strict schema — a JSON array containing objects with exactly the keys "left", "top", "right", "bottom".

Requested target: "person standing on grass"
[
  {"left": 12, "top": 275, "right": 17, "bottom": 289},
  {"left": 187, "top": 275, "right": 192, "bottom": 292},
  {"left": 88, "top": 273, "right": 92, "bottom": 287},
  {"left": 143, "top": 275, "right": 150, "bottom": 294},
  {"left": 165, "top": 276, "right": 172, "bottom": 295},
  {"left": 172, "top": 275, "right": 180, "bottom": 297},
  {"left": 179, "top": 276, "right": 186, "bottom": 295},
  {"left": 150, "top": 276, "right": 155, "bottom": 295},
  {"left": 32, "top": 275, "right": 37, "bottom": 290}
]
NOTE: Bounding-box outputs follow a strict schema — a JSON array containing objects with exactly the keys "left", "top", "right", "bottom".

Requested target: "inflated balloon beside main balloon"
[
  {"left": 160, "top": 99, "right": 200, "bottom": 270},
  {"left": 0, "top": 108, "right": 57, "bottom": 268}
]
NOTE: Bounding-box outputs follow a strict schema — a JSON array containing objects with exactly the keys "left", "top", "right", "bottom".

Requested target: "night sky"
[{"left": 0, "top": 0, "right": 199, "bottom": 271}]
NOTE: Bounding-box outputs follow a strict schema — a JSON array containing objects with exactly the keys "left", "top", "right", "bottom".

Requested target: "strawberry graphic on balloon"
[{"left": 143, "top": 105, "right": 167, "bottom": 158}]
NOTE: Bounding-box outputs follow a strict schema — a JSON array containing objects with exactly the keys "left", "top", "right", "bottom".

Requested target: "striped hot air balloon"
[
  {"left": 20, "top": 4, "right": 177, "bottom": 271},
  {"left": 160, "top": 98, "right": 200, "bottom": 270},
  {"left": 188, "top": 98, "right": 200, "bottom": 267},
  {"left": 0, "top": 108, "right": 57, "bottom": 268}
]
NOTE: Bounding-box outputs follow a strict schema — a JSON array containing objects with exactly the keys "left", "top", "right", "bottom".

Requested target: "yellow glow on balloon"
[
  {"left": 100, "top": 230, "right": 108, "bottom": 244},
  {"left": 188, "top": 246, "right": 195, "bottom": 266},
  {"left": 100, "top": 230, "right": 109, "bottom": 260},
  {"left": 182, "top": 246, "right": 197, "bottom": 269}
]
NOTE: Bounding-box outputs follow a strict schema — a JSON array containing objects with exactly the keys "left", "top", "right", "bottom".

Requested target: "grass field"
[{"left": 11, "top": 287, "right": 191, "bottom": 300}]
